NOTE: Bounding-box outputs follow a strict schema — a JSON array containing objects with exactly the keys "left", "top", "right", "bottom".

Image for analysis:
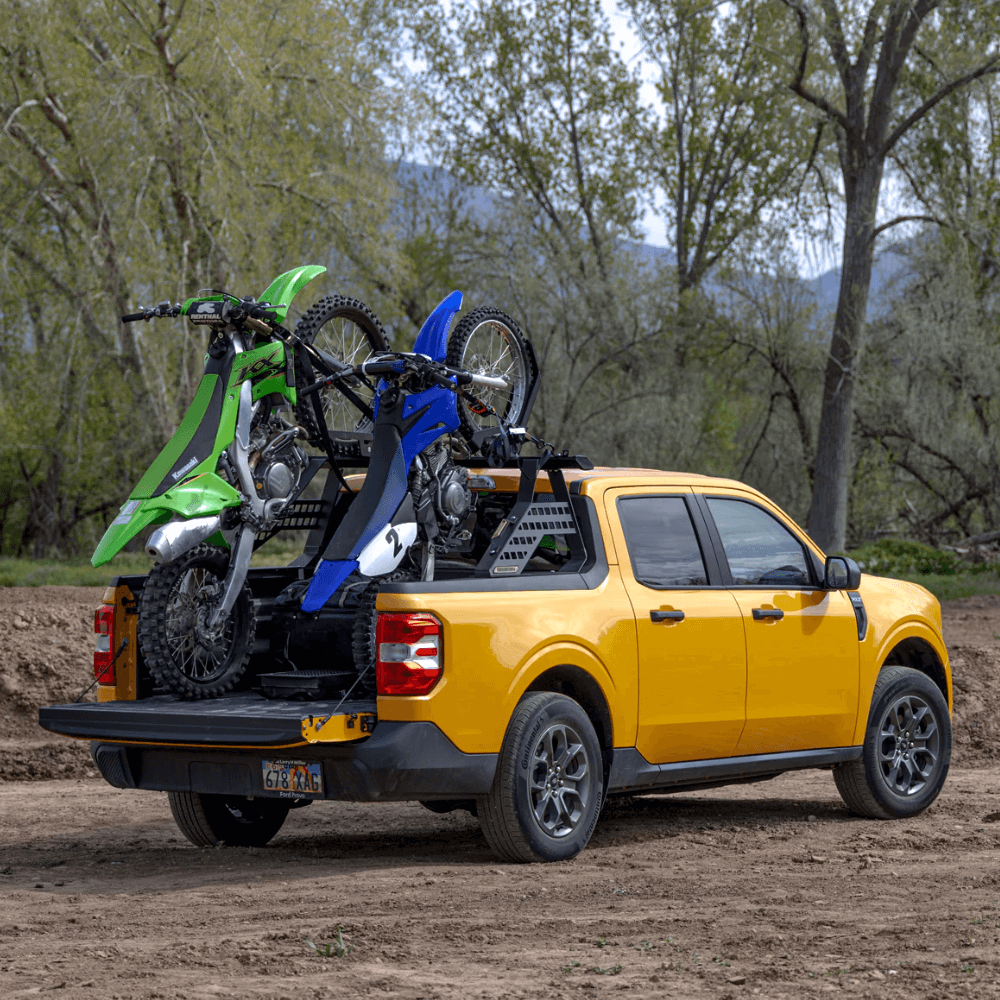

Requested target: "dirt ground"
[{"left": 1, "top": 587, "right": 999, "bottom": 999}]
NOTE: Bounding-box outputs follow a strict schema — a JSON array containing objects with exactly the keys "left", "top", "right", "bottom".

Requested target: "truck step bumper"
[{"left": 87, "top": 721, "right": 497, "bottom": 802}]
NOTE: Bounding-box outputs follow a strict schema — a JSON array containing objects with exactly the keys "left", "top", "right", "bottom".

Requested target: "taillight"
[
  {"left": 376, "top": 613, "right": 442, "bottom": 696},
  {"left": 94, "top": 604, "right": 116, "bottom": 684}
]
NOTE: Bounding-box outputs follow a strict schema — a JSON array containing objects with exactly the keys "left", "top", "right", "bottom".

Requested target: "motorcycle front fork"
[{"left": 207, "top": 381, "right": 263, "bottom": 628}]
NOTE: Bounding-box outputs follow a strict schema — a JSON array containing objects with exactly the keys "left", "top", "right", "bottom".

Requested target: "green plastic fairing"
[
  {"left": 132, "top": 376, "right": 221, "bottom": 499},
  {"left": 91, "top": 474, "right": 241, "bottom": 568},
  {"left": 258, "top": 265, "right": 327, "bottom": 323}
]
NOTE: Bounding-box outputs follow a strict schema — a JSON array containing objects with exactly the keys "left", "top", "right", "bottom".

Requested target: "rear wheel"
[
  {"left": 446, "top": 306, "right": 533, "bottom": 441},
  {"left": 478, "top": 692, "right": 603, "bottom": 863},
  {"left": 834, "top": 665, "right": 951, "bottom": 819},
  {"left": 292, "top": 295, "right": 389, "bottom": 444},
  {"left": 168, "top": 791, "right": 290, "bottom": 847},
  {"left": 138, "top": 543, "right": 255, "bottom": 699}
]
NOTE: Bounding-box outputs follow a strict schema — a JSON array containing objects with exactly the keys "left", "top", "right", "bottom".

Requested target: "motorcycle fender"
[
  {"left": 258, "top": 265, "right": 327, "bottom": 324},
  {"left": 91, "top": 503, "right": 171, "bottom": 568},
  {"left": 91, "top": 474, "right": 241, "bottom": 568},
  {"left": 414, "top": 290, "right": 463, "bottom": 361}
]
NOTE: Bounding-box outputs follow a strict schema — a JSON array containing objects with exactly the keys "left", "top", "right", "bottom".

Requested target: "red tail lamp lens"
[
  {"left": 375, "top": 613, "right": 442, "bottom": 696},
  {"left": 93, "top": 604, "right": 115, "bottom": 684}
]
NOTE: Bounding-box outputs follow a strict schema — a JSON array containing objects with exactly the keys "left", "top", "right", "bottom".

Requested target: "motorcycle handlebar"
[
  {"left": 121, "top": 301, "right": 181, "bottom": 323},
  {"left": 353, "top": 356, "right": 511, "bottom": 390}
]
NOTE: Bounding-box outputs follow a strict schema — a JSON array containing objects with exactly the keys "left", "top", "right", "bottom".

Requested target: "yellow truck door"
[
  {"left": 699, "top": 493, "right": 860, "bottom": 754},
  {"left": 605, "top": 488, "right": 747, "bottom": 764}
]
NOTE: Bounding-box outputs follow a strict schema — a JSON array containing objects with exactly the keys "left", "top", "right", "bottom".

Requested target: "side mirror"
[{"left": 824, "top": 555, "right": 861, "bottom": 591}]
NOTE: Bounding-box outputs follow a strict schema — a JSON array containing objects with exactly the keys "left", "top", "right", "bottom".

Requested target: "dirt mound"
[
  {"left": 0, "top": 587, "right": 104, "bottom": 751},
  {"left": 949, "top": 645, "right": 1000, "bottom": 766}
]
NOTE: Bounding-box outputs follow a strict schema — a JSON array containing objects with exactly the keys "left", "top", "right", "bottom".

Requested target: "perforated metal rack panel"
[
  {"left": 254, "top": 498, "right": 329, "bottom": 545},
  {"left": 488, "top": 501, "right": 576, "bottom": 576}
]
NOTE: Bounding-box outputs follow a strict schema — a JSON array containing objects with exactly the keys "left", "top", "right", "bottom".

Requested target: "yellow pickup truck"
[{"left": 40, "top": 462, "right": 952, "bottom": 863}]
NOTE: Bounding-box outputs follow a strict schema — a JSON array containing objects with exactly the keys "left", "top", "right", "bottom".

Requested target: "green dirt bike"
[{"left": 93, "top": 265, "right": 389, "bottom": 698}]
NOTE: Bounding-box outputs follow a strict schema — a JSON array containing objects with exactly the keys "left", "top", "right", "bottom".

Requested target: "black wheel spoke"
[
  {"left": 526, "top": 719, "right": 591, "bottom": 839},
  {"left": 876, "top": 691, "right": 942, "bottom": 798}
]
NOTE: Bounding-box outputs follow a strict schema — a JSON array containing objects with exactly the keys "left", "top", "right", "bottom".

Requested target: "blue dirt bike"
[{"left": 297, "top": 290, "right": 538, "bottom": 612}]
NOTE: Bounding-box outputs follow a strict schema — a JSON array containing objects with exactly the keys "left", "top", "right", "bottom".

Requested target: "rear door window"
[
  {"left": 705, "top": 498, "right": 811, "bottom": 587},
  {"left": 617, "top": 496, "right": 708, "bottom": 588}
]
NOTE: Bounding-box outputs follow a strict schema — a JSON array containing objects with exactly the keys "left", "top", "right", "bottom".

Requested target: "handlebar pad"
[{"left": 362, "top": 359, "right": 407, "bottom": 375}]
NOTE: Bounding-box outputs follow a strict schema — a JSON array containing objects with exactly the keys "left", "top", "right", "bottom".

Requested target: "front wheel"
[
  {"left": 446, "top": 306, "right": 533, "bottom": 441},
  {"left": 138, "top": 543, "right": 255, "bottom": 699},
  {"left": 292, "top": 294, "right": 389, "bottom": 444},
  {"left": 168, "top": 791, "right": 290, "bottom": 847},
  {"left": 478, "top": 692, "right": 603, "bottom": 862},
  {"left": 833, "top": 665, "right": 951, "bottom": 819}
]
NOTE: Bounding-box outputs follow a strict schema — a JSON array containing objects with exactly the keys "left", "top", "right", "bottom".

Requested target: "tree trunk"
[{"left": 806, "top": 162, "right": 882, "bottom": 552}]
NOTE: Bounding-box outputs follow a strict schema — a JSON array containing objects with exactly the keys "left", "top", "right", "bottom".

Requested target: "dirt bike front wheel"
[
  {"left": 292, "top": 295, "right": 389, "bottom": 445},
  {"left": 446, "top": 306, "right": 533, "bottom": 441},
  {"left": 137, "top": 543, "right": 255, "bottom": 699}
]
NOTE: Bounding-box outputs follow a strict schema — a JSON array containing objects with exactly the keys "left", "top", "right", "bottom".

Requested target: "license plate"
[{"left": 261, "top": 759, "right": 323, "bottom": 797}]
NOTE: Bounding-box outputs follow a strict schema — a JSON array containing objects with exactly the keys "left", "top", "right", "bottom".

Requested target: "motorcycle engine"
[
  {"left": 249, "top": 419, "right": 307, "bottom": 506},
  {"left": 410, "top": 440, "right": 475, "bottom": 549}
]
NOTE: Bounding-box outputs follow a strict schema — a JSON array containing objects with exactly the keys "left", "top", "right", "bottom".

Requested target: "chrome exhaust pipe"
[{"left": 145, "top": 515, "right": 222, "bottom": 563}]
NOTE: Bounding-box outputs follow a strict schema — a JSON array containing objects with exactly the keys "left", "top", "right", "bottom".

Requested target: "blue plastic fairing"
[
  {"left": 301, "top": 560, "right": 359, "bottom": 613},
  {"left": 401, "top": 387, "right": 460, "bottom": 465},
  {"left": 414, "top": 290, "right": 463, "bottom": 361}
]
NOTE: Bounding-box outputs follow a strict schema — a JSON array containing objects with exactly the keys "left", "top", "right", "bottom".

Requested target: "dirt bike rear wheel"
[
  {"left": 292, "top": 295, "right": 389, "bottom": 445},
  {"left": 138, "top": 543, "right": 255, "bottom": 699},
  {"left": 446, "top": 306, "right": 533, "bottom": 441}
]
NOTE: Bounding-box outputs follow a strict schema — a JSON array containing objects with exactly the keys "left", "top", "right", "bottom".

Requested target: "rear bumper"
[
  {"left": 39, "top": 694, "right": 497, "bottom": 802},
  {"left": 86, "top": 721, "right": 496, "bottom": 802}
]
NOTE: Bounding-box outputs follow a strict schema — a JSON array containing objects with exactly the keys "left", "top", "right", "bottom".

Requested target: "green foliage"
[
  {"left": 0, "top": 0, "right": 407, "bottom": 556},
  {"left": 626, "top": 0, "right": 813, "bottom": 291},
  {"left": 849, "top": 539, "right": 964, "bottom": 577},
  {"left": 304, "top": 927, "right": 352, "bottom": 958},
  {"left": 0, "top": 534, "right": 307, "bottom": 586}
]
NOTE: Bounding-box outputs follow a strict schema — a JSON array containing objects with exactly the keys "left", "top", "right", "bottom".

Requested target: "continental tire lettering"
[{"left": 521, "top": 715, "right": 545, "bottom": 770}]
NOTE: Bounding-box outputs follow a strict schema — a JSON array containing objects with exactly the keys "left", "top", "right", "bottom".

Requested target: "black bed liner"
[{"left": 38, "top": 692, "right": 377, "bottom": 746}]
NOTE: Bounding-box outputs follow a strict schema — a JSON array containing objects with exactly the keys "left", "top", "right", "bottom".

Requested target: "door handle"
[
  {"left": 650, "top": 610, "right": 685, "bottom": 622},
  {"left": 752, "top": 608, "right": 784, "bottom": 621}
]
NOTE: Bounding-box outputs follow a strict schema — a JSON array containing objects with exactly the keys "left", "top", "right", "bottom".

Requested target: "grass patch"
[
  {"left": 0, "top": 554, "right": 153, "bottom": 587},
  {"left": 847, "top": 537, "right": 1000, "bottom": 601},
  {"left": 886, "top": 571, "right": 1000, "bottom": 602},
  {"left": 0, "top": 535, "right": 308, "bottom": 587}
]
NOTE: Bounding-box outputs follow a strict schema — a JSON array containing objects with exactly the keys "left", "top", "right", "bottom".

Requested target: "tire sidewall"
[
  {"left": 862, "top": 668, "right": 952, "bottom": 818},
  {"left": 291, "top": 294, "right": 388, "bottom": 443},
  {"left": 202, "top": 795, "right": 290, "bottom": 847},
  {"left": 446, "top": 306, "right": 533, "bottom": 440},
  {"left": 139, "top": 544, "right": 253, "bottom": 699},
  {"left": 506, "top": 694, "right": 603, "bottom": 862}
]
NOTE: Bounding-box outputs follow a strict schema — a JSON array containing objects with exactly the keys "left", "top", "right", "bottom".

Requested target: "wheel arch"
[
  {"left": 880, "top": 636, "right": 950, "bottom": 708},
  {"left": 853, "top": 621, "right": 951, "bottom": 746},
  {"left": 523, "top": 663, "right": 614, "bottom": 756}
]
